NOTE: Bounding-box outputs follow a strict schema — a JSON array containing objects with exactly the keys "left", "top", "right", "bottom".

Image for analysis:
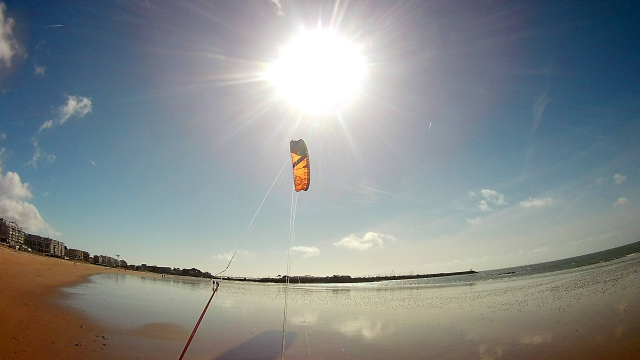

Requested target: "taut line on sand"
[{"left": 179, "top": 281, "right": 220, "bottom": 360}]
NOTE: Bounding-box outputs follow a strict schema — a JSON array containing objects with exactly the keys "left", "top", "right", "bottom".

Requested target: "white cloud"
[
  {"left": 34, "top": 64, "right": 46, "bottom": 76},
  {"left": 59, "top": 95, "right": 92, "bottom": 124},
  {"left": 38, "top": 120, "right": 53, "bottom": 132},
  {"left": 477, "top": 200, "right": 491, "bottom": 211},
  {"left": 468, "top": 191, "right": 476, "bottom": 197},
  {"left": 334, "top": 232, "right": 392, "bottom": 251},
  {"left": 519, "top": 197, "right": 553, "bottom": 208},
  {"left": 0, "top": 133, "right": 6, "bottom": 140},
  {"left": 0, "top": 3, "right": 24, "bottom": 69},
  {"left": 39, "top": 95, "right": 92, "bottom": 132},
  {"left": 26, "top": 138, "right": 55, "bottom": 169},
  {"left": 291, "top": 245, "right": 320, "bottom": 257},
  {"left": 613, "top": 197, "right": 628, "bottom": 207},
  {"left": 613, "top": 174, "right": 627, "bottom": 185},
  {"left": 480, "top": 189, "right": 507, "bottom": 205},
  {"left": 270, "top": 0, "right": 284, "bottom": 16},
  {"left": 90, "top": 160, "right": 96, "bottom": 166},
  {"left": 212, "top": 250, "right": 256, "bottom": 260},
  {"left": 0, "top": 166, "right": 58, "bottom": 236},
  {"left": 0, "top": 169, "right": 30, "bottom": 200},
  {"left": 467, "top": 217, "right": 481, "bottom": 225},
  {"left": 595, "top": 177, "right": 607, "bottom": 185}
]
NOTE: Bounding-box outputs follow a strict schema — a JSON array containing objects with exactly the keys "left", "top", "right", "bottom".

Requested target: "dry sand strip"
[{"left": 0, "top": 245, "right": 127, "bottom": 360}]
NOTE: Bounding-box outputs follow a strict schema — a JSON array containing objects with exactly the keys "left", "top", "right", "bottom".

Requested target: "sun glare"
[{"left": 268, "top": 30, "right": 365, "bottom": 115}]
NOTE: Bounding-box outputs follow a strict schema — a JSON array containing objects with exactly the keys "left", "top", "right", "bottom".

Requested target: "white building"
[{"left": 0, "top": 218, "right": 25, "bottom": 245}]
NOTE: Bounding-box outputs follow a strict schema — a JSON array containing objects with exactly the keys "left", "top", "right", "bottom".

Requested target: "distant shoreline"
[{"left": 219, "top": 270, "right": 478, "bottom": 283}]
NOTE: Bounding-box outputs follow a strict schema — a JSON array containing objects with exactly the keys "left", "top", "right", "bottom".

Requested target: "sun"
[{"left": 267, "top": 30, "right": 365, "bottom": 115}]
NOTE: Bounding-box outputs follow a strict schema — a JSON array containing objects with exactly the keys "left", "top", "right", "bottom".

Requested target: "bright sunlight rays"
[{"left": 267, "top": 30, "right": 365, "bottom": 115}]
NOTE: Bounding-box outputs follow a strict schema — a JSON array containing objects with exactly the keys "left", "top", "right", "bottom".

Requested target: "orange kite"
[{"left": 290, "top": 139, "right": 310, "bottom": 192}]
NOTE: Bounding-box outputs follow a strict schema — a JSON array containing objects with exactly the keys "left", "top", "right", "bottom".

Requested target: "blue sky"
[{"left": 1, "top": 0, "right": 639, "bottom": 277}]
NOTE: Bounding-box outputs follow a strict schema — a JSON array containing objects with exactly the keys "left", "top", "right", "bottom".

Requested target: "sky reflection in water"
[{"left": 61, "top": 256, "right": 640, "bottom": 360}]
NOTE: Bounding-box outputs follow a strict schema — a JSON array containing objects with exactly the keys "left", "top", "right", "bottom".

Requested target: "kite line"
[
  {"left": 178, "top": 281, "right": 220, "bottom": 360},
  {"left": 281, "top": 190, "right": 299, "bottom": 359},
  {"left": 213, "top": 160, "right": 289, "bottom": 278},
  {"left": 179, "top": 160, "right": 288, "bottom": 360}
]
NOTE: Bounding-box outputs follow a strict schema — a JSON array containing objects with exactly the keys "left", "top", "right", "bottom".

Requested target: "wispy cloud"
[
  {"left": 569, "top": 230, "right": 620, "bottom": 246},
  {"left": 533, "top": 246, "right": 549, "bottom": 253},
  {"left": 613, "top": 197, "right": 628, "bottom": 207},
  {"left": 0, "top": 164, "right": 58, "bottom": 236},
  {"left": 613, "top": 174, "right": 627, "bottom": 184},
  {"left": 334, "top": 232, "right": 393, "bottom": 251},
  {"left": 90, "top": 160, "right": 96, "bottom": 166},
  {"left": 467, "top": 217, "right": 481, "bottom": 225},
  {"left": 596, "top": 174, "right": 627, "bottom": 186},
  {"left": 520, "top": 197, "right": 553, "bottom": 208},
  {"left": 477, "top": 200, "right": 491, "bottom": 211},
  {"left": 291, "top": 245, "right": 320, "bottom": 257},
  {"left": 0, "top": 3, "right": 25, "bottom": 69},
  {"left": 39, "top": 95, "right": 92, "bottom": 132},
  {"left": 475, "top": 189, "right": 507, "bottom": 211},
  {"left": 345, "top": 181, "right": 391, "bottom": 204},
  {"left": 34, "top": 64, "right": 45, "bottom": 76},
  {"left": 0, "top": 132, "right": 6, "bottom": 140},
  {"left": 531, "top": 89, "right": 549, "bottom": 133},
  {"left": 270, "top": 0, "right": 284, "bottom": 16},
  {"left": 26, "top": 138, "right": 55, "bottom": 169},
  {"left": 480, "top": 189, "right": 507, "bottom": 205},
  {"left": 212, "top": 250, "right": 256, "bottom": 260}
]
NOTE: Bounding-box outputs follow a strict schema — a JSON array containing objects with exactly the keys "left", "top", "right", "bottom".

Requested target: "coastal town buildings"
[
  {"left": 67, "top": 248, "right": 91, "bottom": 262},
  {"left": 24, "top": 234, "right": 65, "bottom": 258},
  {"left": 0, "top": 218, "right": 25, "bottom": 245},
  {"left": 92, "top": 255, "right": 117, "bottom": 267}
]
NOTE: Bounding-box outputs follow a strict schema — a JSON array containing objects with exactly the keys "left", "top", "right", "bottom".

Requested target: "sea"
[{"left": 60, "top": 241, "right": 640, "bottom": 360}]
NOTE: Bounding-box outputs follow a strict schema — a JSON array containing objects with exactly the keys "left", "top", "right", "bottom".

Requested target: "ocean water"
[{"left": 60, "top": 246, "right": 640, "bottom": 360}]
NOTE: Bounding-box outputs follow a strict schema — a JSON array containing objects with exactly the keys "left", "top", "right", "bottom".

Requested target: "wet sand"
[
  {"left": 0, "top": 245, "right": 123, "bottom": 360},
  {"left": 3, "top": 242, "right": 640, "bottom": 360},
  {"left": 60, "top": 253, "right": 640, "bottom": 360}
]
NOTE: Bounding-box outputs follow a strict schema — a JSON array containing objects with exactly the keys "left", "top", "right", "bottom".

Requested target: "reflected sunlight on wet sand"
[{"left": 60, "top": 254, "right": 640, "bottom": 360}]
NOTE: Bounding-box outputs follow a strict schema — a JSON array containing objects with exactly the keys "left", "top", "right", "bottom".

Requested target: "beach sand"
[
  {"left": 2, "top": 243, "right": 640, "bottom": 360},
  {"left": 0, "top": 245, "right": 123, "bottom": 360}
]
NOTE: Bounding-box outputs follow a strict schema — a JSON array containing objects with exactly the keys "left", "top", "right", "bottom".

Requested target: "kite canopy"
[{"left": 290, "top": 139, "right": 310, "bottom": 192}]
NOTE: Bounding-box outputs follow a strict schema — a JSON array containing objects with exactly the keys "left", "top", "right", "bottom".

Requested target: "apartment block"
[
  {"left": 0, "top": 218, "right": 25, "bottom": 245},
  {"left": 67, "top": 248, "right": 91, "bottom": 262},
  {"left": 24, "top": 234, "right": 65, "bottom": 258}
]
